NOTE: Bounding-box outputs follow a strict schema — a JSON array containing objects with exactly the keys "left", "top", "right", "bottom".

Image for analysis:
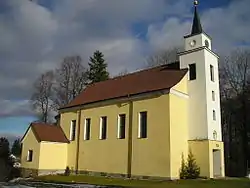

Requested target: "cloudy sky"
[{"left": 0, "top": 0, "right": 250, "bottom": 139}]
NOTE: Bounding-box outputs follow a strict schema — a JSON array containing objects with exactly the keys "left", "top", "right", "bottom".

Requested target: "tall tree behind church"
[
  {"left": 31, "top": 71, "right": 54, "bottom": 123},
  {"left": 86, "top": 50, "right": 109, "bottom": 84},
  {"left": 52, "top": 55, "right": 88, "bottom": 110},
  {"left": 220, "top": 49, "right": 250, "bottom": 176}
]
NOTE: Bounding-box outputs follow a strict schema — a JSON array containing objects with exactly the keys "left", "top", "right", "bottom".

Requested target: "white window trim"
[
  {"left": 99, "top": 117, "right": 103, "bottom": 140},
  {"left": 27, "top": 150, "right": 32, "bottom": 161},
  {"left": 212, "top": 91, "right": 215, "bottom": 101},
  {"left": 69, "top": 120, "right": 76, "bottom": 141},
  {"left": 26, "top": 151, "right": 30, "bottom": 161},
  {"left": 213, "top": 110, "right": 216, "bottom": 121},
  {"left": 117, "top": 115, "right": 120, "bottom": 139},
  {"left": 117, "top": 114, "right": 126, "bottom": 139},
  {"left": 69, "top": 121, "right": 73, "bottom": 141},
  {"left": 210, "top": 65, "right": 215, "bottom": 81},
  {"left": 138, "top": 112, "right": 147, "bottom": 138},
  {"left": 84, "top": 119, "right": 88, "bottom": 140}
]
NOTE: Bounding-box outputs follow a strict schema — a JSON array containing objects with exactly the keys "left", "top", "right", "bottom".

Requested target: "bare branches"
[
  {"left": 31, "top": 55, "right": 88, "bottom": 122},
  {"left": 52, "top": 56, "right": 88, "bottom": 110},
  {"left": 116, "top": 69, "right": 129, "bottom": 77},
  {"left": 31, "top": 71, "right": 54, "bottom": 123},
  {"left": 220, "top": 49, "right": 250, "bottom": 98},
  {"left": 220, "top": 48, "right": 250, "bottom": 176},
  {"left": 145, "top": 46, "right": 183, "bottom": 68}
]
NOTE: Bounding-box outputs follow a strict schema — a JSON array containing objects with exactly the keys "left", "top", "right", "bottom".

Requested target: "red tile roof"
[
  {"left": 23, "top": 122, "right": 69, "bottom": 143},
  {"left": 62, "top": 64, "right": 188, "bottom": 109}
]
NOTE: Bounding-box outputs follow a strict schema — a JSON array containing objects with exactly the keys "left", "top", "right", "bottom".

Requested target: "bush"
[
  {"left": 180, "top": 150, "right": 200, "bottom": 179},
  {"left": 180, "top": 153, "right": 188, "bottom": 179},
  {"left": 64, "top": 166, "right": 70, "bottom": 176}
]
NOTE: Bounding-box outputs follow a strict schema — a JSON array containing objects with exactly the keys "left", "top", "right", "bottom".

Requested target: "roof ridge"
[{"left": 31, "top": 122, "right": 56, "bottom": 127}]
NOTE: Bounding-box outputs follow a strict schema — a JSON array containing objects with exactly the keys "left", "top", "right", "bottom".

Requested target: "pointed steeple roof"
[{"left": 191, "top": 0, "right": 203, "bottom": 35}]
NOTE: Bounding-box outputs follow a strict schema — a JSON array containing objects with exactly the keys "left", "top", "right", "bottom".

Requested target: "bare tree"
[
  {"left": 31, "top": 71, "right": 54, "bottom": 123},
  {"left": 220, "top": 48, "right": 250, "bottom": 176},
  {"left": 145, "top": 46, "right": 183, "bottom": 68},
  {"left": 52, "top": 55, "right": 88, "bottom": 110},
  {"left": 116, "top": 69, "right": 129, "bottom": 77}
]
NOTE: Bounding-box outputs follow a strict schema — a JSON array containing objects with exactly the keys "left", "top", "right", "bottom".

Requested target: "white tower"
[{"left": 179, "top": 1, "right": 222, "bottom": 141}]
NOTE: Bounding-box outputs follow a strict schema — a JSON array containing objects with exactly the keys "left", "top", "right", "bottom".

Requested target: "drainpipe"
[
  {"left": 75, "top": 110, "right": 81, "bottom": 174},
  {"left": 127, "top": 97, "right": 133, "bottom": 178}
]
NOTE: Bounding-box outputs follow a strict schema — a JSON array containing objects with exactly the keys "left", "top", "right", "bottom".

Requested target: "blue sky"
[{"left": 0, "top": 0, "right": 249, "bottom": 139}]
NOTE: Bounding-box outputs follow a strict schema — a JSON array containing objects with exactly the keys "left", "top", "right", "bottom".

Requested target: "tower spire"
[{"left": 191, "top": 0, "right": 203, "bottom": 35}]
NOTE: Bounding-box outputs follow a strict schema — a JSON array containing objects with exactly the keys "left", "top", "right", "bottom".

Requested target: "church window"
[
  {"left": 84, "top": 118, "right": 91, "bottom": 140},
  {"left": 189, "top": 63, "right": 196, "bottom": 80},
  {"left": 27, "top": 150, "right": 33, "bottom": 162},
  {"left": 138, "top": 111, "right": 147, "bottom": 138},
  {"left": 210, "top": 65, "right": 214, "bottom": 82},
  {"left": 213, "top": 110, "right": 216, "bottom": 120},
  {"left": 205, "top": 40, "right": 210, "bottom": 48},
  {"left": 213, "top": 131, "right": 217, "bottom": 140},
  {"left": 212, "top": 91, "right": 215, "bottom": 101},
  {"left": 118, "top": 114, "right": 126, "bottom": 139},
  {"left": 99, "top": 116, "right": 107, "bottom": 140},
  {"left": 70, "top": 120, "right": 76, "bottom": 141}
]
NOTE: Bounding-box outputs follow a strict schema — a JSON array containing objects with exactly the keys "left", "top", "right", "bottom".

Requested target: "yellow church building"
[{"left": 21, "top": 2, "right": 225, "bottom": 180}]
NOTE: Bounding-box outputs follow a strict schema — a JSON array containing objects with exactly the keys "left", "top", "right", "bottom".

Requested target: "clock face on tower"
[{"left": 189, "top": 40, "right": 196, "bottom": 47}]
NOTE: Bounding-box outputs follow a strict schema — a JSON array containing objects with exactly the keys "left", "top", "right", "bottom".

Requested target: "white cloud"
[
  {"left": 147, "top": 17, "right": 191, "bottom": 52},
  {"left": 147, "top": 0, "right": 250, "bottom": 55},
  {"left": 0, "top": 0, "right": 249, "bottom": 117}
]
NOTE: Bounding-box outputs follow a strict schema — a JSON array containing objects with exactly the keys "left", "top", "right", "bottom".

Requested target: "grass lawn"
[{"left": 36, "top": 175, "right": 250, "bottom": 188}]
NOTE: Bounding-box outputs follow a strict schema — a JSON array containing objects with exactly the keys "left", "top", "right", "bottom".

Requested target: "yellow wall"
[
  {"left": 38, "top": 142, "right": 68, "bottom": 170},
  {"left": 131, "top": 94, "right": 171, "bottom": 178},
  {"left": 172, "top": 74, "right": 188, "bottom": 93},
  {"left": 169, "top": 74, "right": 189, "bottom": 179},
  {"left": 60, "top": 111, "right": 78, "bottom": 171},
  {"left": 188, "top": 140, "right": 224, "bottom": 178},
  {"left": 78, "top": 103, "right": 130, "bottom": 174},
  {"left": 59, "top": 75, "right": 189, "bottom": 179},
  {"left": 169, "top": 94, "right": 188, "bottom": 179},
  {"left": 21, "top": 128, "right": 40, "bottom": 170},
  {"left": 61, "top": 93, "right": 172, "bottom": 177}
]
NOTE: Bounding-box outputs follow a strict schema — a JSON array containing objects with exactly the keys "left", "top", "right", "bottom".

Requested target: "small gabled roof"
[
  {"left": 21, "top": 122, "right": 69, "bottom": 143},
  {"left": 61, "top": 63, "right": 188, "bottom": 109}
]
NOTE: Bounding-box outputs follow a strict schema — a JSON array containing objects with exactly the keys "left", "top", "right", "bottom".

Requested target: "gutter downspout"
[
  {"left": 127, "top": 96, "right": 133, "bottom": 178},
  {"left": 75, "top": 110, "right": 81, "bottom": 174}
]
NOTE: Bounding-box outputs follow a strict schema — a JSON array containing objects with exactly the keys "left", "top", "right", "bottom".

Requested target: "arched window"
[
  {"left": 213, "top": 110, "right": 216, "bottom": 120},
  {"left": 213, "top": 131, "right": 217, "bottom": 140}
]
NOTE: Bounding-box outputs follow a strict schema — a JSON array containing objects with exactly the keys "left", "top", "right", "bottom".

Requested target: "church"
[{"left": 20, "top": 1, "right": 225, "bottom": 179}]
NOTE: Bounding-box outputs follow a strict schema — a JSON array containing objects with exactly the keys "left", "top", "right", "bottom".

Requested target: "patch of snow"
[{"left": 9, "top": 155, "right": 16, "bottom": 159}]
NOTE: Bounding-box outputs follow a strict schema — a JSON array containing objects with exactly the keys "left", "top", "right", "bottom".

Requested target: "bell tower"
[{"left": 179, "top": 0, "right": 222, "bottom": 142}]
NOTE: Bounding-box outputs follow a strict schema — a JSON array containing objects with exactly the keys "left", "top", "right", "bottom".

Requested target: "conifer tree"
[
  {"left": 180, "top": 153, "right": 188, "bottom": 179},
  {"left": 185, "top": 150, "right": 200, "bottom": 179},
  {"left": 179, "top": 150, "right": 200, "bottom": 179},
  {"left": 11, "top": 139, "right": 21, "bottom": 157},
  {"left": 0, "top": 137, "right": 10, "bottom": 160},
  {"left": 86, "top": 50, "right": 109, "bottom": 84}
]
